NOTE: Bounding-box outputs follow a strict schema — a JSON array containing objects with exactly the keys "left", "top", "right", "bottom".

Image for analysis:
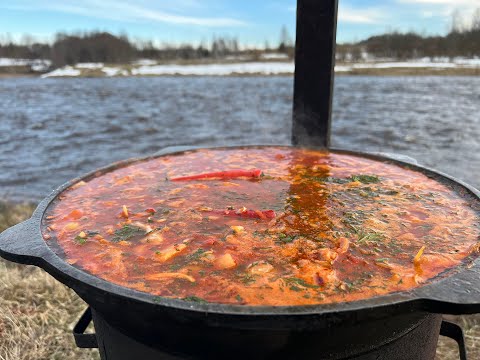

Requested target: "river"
[{"left": 1, "top": 75, "right": 479, "bottom": 201}]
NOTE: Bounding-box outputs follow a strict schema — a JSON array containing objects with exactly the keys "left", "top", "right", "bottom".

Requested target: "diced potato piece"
[
  {"left": 231, "top": 225, "right": 244, "bottom": 234},
  {"left": 133, "top": 222, "right": 153, "bottom": 232},
  {"left": 225, "top": 234, "right": 240, "bottom": 244},
  {"left": 215, "top": 253, "right": 236, "bottom": 269},
  {"left": 97, "top": 238, "right": 110, "bottom": 245},
  {"left": 70, "top": 181, "right": 86, "bottom": 189},
  {"left": 169, "top": 199, "right": 186, "bottom": 207},
  {"left": 390, "top": 273, "right": 402, "bottom": 283},
  {"left": 317, "top": 248, "right": 338, "bottom": 262},
  {"left": 144, "top": 231, "right": 163, "bottom": 244},
  {"left": 145, "top": 272, "right": 195, "bottom": 282},
  {"left": 114, "top": 176, "right": 132, "bottom": 185},
  {"left": 168, "top": 188, "right": 182, "bottom": 195},
  {"left": 64, "top": 222, "right": 80, "bottom": 231},
  {"left": 201, "top": 251, "right": 216, "bottom": 262},
  {"left": 154, "top": 244, "right": 187, "bottom": 262},
  {"left": 248, "top": 261, "right": 273, "bottom": 274},
  {"left": 78, "top": 231, "right": 87, "bottom": 239}
]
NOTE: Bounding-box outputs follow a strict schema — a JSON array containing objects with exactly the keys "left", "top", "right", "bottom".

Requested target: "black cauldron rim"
[{"left": 1, "top": 144, "right": 480, "bottom": 321}]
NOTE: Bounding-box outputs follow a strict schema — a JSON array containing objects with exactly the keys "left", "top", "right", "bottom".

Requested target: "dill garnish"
[{"left": 112, "top": 225, "right": 144, "bottom": 242}]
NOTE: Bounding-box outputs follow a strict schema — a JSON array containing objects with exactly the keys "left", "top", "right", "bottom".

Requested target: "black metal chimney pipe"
[{"left": 292, "top": 0, "right": 338, "bottom": 148}]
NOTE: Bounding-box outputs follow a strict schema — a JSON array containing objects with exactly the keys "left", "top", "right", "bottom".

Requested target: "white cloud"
[
  {"left": 288, "top": 3, "right": 385, "bottom": 24},
  {"left": 399, "top": 0, "right": 478, "bottom": 4},
  {"left": 338, "top": 6, "right": 386, "bottom": 24},
  {"left": 1, "top": 0, "right": 247, "bottom": 27},
  {"left": 397, "top": 0, "right": 480, "bottom": 29}
]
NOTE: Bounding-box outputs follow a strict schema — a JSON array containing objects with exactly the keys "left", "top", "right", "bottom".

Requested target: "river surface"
[{"left": 1, "top": 76, "right": 479, "bottom": 202}]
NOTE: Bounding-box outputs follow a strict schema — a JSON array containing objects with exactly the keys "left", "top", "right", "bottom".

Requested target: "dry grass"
[
  {"left": 0, "top": 202, "right": 99, "bottom": 360},
  {"left": 0, "top": 201, "right": 478, "bottom": 359},
  {"left": 436, "top": 314, "right": 480, "bottom": 359}
]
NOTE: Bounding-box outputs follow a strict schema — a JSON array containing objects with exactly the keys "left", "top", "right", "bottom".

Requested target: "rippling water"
[{"left": 1, "top": 76, "right": 479, "bottom": 202}]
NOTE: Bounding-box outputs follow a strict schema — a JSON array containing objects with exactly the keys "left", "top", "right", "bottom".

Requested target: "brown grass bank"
[
  {"left": 0, "top": 201, "right": 478, "bottom": 359},
  {"left": 0, "top": 202, "right": 99, "bottom": 359}
]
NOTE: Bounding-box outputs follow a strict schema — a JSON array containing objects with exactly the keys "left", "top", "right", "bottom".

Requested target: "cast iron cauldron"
[{"left": 1, "top": 145, "right": 480, "bottom": 359}]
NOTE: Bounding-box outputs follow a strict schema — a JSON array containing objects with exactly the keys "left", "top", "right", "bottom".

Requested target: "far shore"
[
  {"left": 2, "top": 68, "right": 479, "bottom": 78},
  {"left": 1, "top": 58, "right": 480, "bottom": 78}
]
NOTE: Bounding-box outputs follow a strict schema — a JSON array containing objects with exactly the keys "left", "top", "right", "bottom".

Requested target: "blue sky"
[{"left": 1, "top": 0, "right": 479, "bottom": 46}]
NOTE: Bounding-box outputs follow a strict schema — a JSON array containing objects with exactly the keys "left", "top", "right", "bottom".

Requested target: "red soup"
[{"left": 42, "top": 147, "right": 480, "bottom": 306}]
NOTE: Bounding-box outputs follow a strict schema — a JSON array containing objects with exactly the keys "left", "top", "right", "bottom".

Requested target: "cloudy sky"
[{"left": 1, "top": 0, "right": 479, "bottom": 45}]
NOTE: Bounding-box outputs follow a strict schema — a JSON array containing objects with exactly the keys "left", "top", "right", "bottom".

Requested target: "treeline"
[
  {"left": 0, "top": 32, "right": 269, "bottom": 68},
  {"left": 2, "top": 16, "right": 480, "bottom": 68},
  {"left": 337, "top": 9, "right": 480, "bottom": 61},
  {"left": 51, "top": 33, "right": 135, "bottom": 66},
  {"left": 138, "top": 37, "right": 241, "bottom": 61},
  {"left": 337, "top": 28, "right": 480, "bottom": 61}
]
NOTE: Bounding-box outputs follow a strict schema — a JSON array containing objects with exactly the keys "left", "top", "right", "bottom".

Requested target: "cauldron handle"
[
  {"left": 440, "top": 320, "right": 468, "bottom": 360},
  {"left": 73, "top": 307, "right": 98, "bottom": 349},
  {"left": 0, "top": 218, "right": 49, "bottom": 265}
]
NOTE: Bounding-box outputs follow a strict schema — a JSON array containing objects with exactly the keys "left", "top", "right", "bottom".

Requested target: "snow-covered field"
[
  {"left": 0, "top": 58, "right": 51, "bottom": 72},
  {"left": 40, "top": 66, "right": 81, "bottom": 78},
  {"left": 336, "top": 57, "right": 480, "bottom": 72},
  {"left": 32, "top": 56, "right": 480, "bottom": 78},
  {"left": 131, "top": 62, "right": 294, "bottom": 76}
]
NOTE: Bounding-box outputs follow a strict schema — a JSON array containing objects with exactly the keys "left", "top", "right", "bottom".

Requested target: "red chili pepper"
[
  {"left": 171, "top": 169, "right": 262, "bottom": 181},
  {"left": 205, "top": 208, "right": 276, "bottom": 220},
  {"left": 145, "top": 208, "right": 156, "bottom": 214}
]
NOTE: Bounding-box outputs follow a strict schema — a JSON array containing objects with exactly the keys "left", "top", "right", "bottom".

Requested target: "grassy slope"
[{"left": 0, "top": 201, "right": 478, "bottom": 359}]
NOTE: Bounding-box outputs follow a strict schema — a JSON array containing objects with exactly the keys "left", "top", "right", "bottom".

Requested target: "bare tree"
[
  {"left": 472, "top": 8, "right": 480, "bottom": 30},
  {"left": 278, "top": 25, "right": 293, "bottom": 52},
  {"left": 450, "top": 9, "right": 464, "bottom": 33}
]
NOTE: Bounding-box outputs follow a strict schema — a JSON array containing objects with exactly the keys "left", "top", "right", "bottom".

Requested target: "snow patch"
[
  {"left": 224, "top": 55, "right": 251, "bottom": 61},
  {"left": 41, "top": 66, "right": 81, "bottom": 78},
  {"left": 334, "top": 65, "right": 352, "bottom": 72},
  {"left": 259, "top": 53, "right": 289, "bottom": 60},
  {"left": 131, "top": 62, "right": 294, "bottom": 76},
  {"left": 102, "top": 67, "right": 129, "bottom": 76},
  {"left": 76, "top": 62, "right": 104, "bottom": 69},
  {"left": 453, "top": 57, "right": 480, "bottom": 67},
  {"left": 0, "top": 58, "right": 31, "bottom": 66},
  {"left": 0, "top": 58, "right": 51, "bottom": 71},
  {"left": 354, "top": 61, "right": 457, "bottom": 69},
  {"left": 133, "top": 59, "right": 157, "bottom": 66},
  {"left": 102, "top": 67, "right": 121, "bottom": 76}
]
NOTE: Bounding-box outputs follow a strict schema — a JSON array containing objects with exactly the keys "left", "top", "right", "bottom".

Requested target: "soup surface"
[{"left": 43, "top": 147, "right": 480, "bottom": 305}]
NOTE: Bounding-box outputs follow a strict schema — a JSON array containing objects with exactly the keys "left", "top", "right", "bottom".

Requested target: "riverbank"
[
  {"left": 2, "top": 57, "right": 480, "bottom": 78},
  {"left": 34, "top": 59, "right": 480, "bottom": 77},
  {"left": 0, "top": 200, "right": 478, "bottom": 359}
]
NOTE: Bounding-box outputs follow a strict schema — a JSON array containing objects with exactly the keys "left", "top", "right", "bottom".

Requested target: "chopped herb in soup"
[{"left": 42, "top": 147, "right": 480, "bottom": 306}]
